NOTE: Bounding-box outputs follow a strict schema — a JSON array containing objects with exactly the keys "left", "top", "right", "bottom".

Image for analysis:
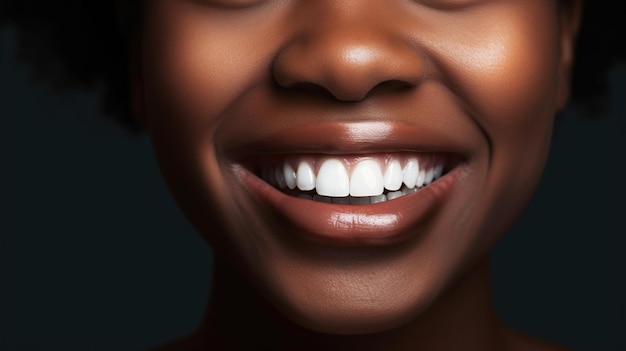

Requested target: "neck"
[{"left": 197, "top": 258, "right": 505, "bottom": 351}]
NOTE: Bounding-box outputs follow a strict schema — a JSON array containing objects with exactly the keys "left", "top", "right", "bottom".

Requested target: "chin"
[
  {"left": 250, "top": 246, "right": 450, "bottom": 336},
  {"left": 287, "top": 300, "right": 424, "bottom": 335}
]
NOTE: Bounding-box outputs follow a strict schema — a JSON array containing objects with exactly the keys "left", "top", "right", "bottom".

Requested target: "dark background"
[{"left": 1, "top": 25, "right": 624, "bottom": 350}]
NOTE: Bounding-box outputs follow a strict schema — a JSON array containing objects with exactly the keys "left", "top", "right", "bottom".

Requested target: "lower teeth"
[{"left": 287, "top": 184, "right": 422, "bottom": 205}]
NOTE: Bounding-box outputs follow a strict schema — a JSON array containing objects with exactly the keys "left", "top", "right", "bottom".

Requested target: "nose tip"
[{"left": 272, "top": 29, "right": 426, "bottom": 102}]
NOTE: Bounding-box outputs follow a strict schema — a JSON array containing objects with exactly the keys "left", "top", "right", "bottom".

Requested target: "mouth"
[
  {"left": 246, "top": 152, "right": 449, "bottom": 205},
  {"left": 228, "top": 122, "right": 467, "bottom": 246},
  {"left": 234, "top": 153, "right": 462, "bottom": 246}
]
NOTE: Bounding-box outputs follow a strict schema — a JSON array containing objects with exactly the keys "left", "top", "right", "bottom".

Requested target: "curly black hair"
[{"left": 1, "top": 0, "right": 624, "bottom": 133}]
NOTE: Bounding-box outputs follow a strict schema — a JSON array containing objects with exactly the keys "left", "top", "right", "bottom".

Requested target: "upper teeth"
[{"left": 261, "top": 154, "right": 446, "bottom": 200}]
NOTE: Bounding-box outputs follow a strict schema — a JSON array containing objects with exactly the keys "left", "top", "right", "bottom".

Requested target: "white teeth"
[
  {"left": 424, "top": 167, "right": 434, "bottom": 185},
  {"left": 387, "top": 190, "right": 404, "bottom": 200},
  {"left": 384, "top": 160, "right": 403, "bottom": 191},
  {"left": 350, "top": 159, "right": 384, "bottom": 197},
  {"left": 402, "top": 157, "right": 419, "bottom": 189},
  {"left": 332, "top": 197, "right": 350, "bottom": 204},
  {"left": 275, "top": 167, "right": 286, "bottom": 189},
  {"left": 349, "top": 196, "right": 370, "bottom": 205},
  {"left": 283, "top": 163, "right": 297, "bottom": 190},
  {"left": 416, "top": 169, "right": 426, "bottom": 188},
  {"left": 316, "top": 158, "right": 350, "bottom": 197},
  {"left": 433, "top": 164, "right": 444, "bottom": 179},
  {"left": 313, "top": 194, "right": 332, "bottom": 203},
  {"left": 296, "top": 161, "right": 316, "bottom": 191},
  {"left": 260, "top": 156, "right": 448, "bottom": 204},
  {"left": 370, "top": 194, "right": 387, "bottom": 204}
]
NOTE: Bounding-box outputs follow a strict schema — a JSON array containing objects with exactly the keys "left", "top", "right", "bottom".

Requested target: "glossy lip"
[
  {"left": 236, "top": 164, "right": 462, "bottom": 246},
  {"left": 227, "top": 122, "right": 469, "bottom": 247},
  {"left": 223, "top": 121, "right": 474, "bottom": 158}
]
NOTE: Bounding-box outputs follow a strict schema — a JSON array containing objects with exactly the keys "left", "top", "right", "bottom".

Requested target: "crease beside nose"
[{"left": 272, "top": 31, "right": 426, "bottom": 101}]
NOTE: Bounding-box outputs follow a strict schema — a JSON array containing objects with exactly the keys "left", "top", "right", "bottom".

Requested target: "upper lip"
[{"left": 222, "top": 121, "right": 473, "bottom": 160}]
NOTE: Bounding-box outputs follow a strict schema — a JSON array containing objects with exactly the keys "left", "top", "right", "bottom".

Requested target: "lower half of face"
[{"left": 138, "top": 0, "right": 571, "bottom": 334}]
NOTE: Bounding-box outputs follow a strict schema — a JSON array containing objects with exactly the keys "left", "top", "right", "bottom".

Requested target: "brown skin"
[{"left": 134, "top": 0, "right": 582, "bottom": 349}]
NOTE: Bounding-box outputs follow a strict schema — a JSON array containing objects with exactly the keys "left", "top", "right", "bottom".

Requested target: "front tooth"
[
  {"left": 296, "top": 161, "right": 316, "bottom": 191},
  {"left": 316, "top": 158, "right": 350, "bottom": 197},
  {"left": 350, "top": 159, "right": 384, "bottom": 197},
  {"left": 384, "top": 160, "right": 403, "bottom": 191},
  {"left": 283, "top": 163, "right": 297, "bottom": 190},
  {"left": 402, "top": 158, "right": 419, "bottom": 188}
]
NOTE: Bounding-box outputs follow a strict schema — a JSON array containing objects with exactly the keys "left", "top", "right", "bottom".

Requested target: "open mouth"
[
  {"left": 228, "top": 122, "right": 467, "bottom": 245},
  {"left": 245, "top": 152, "right": 450, "bottom": 205}
]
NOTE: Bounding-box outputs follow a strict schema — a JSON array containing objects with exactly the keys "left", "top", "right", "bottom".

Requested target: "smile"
[
  {"left": 228, "top": 122, "right": 469, "bottom": 246},
  {"left": 255, "top": 153, "right": 447, "bottom": 205},
  {"left": 236, "top": 158, "right": 463, "bottom": 247}
]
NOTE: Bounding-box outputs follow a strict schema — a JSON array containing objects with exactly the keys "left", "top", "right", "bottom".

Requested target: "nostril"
[
  {"left": 274, "top": 78, "right": 418, "bottom": 103},
  {"left": 272, "top": 49, "right": 427, "bottom": 102},
  {"left": 323, "top": 79, "right": 419, "bottom": 102},
  {"left": 273, "top": 73, "right": 418, "bottom": 102},
  {"left": 273, "top": 81, "right": 339, "bottom": 100},
  {"left": 366, "top": 79, "right": 417, "bottom": 98},
  {"left": 271, "top": 25, "right": 427, "bottom": 102}
]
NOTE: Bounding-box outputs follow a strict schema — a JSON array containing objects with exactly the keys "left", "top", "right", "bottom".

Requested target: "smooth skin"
[{"left": 134, "top": 0, "right": 582, "bottom": 350}]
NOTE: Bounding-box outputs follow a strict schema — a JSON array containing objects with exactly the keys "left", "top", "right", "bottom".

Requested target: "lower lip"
[{"left": 236, "top": 165, "right": 461, "bottom": 247}]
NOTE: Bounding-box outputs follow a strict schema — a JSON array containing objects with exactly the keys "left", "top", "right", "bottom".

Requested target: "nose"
[{"left": 272, "top": 4, "right": 426, "bottom": 102}]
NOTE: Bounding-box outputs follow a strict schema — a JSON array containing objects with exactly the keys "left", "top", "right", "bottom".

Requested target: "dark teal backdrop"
[{"left": 1, "top": 26, "right": 624, "bottom": 350}]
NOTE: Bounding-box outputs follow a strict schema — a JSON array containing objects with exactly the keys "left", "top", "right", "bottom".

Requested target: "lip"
[
  {"left": 223, "top": 121, "right": 474, "bottom": 158},
  {"left": 228, "top": 122, "right": 467, "bottom": 247},
  {"left": 236, "top": 163, "right": 461, "bottom": 246}
]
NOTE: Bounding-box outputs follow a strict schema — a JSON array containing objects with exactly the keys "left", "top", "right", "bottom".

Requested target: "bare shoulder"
[{"left": 503, "top": 327, "right": 573, "bottom": 351}]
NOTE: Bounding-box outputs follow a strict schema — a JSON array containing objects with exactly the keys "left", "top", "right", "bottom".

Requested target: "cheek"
[
  {"left": 137, "top": 3, "right": 298, "bottom": 255},
  {"left": 427, "top": 7, "right": 563, "bottom": 249},
  {"left": 433, "top": 6, "right": 562, "bottom": 168},
  {"left": 140, "top": 2, "right": 277, "bottom": 132},
  {"left": 435, "top": 10, "right": 562, "bottom": 132}
]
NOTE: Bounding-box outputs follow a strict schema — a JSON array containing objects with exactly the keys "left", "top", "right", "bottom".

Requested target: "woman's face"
[{"left": 137, "top": 0, "right": 578, "bottom": 334}]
